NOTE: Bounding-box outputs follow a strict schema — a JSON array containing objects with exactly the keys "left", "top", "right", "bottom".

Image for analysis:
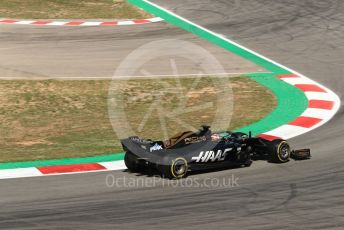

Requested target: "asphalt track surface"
[
  {"left": 0, "top": 21, "right": 261, "bottom": 79},
  {"left": 0, "top": 0, "right": 344, "bottom": 229}
]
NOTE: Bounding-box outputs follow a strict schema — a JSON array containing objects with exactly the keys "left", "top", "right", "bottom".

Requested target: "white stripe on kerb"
[
  {"left": 301, "top": 108, "right": 334, "bottom": 120},
  {"left": 46, "top": 21, "right": 66, "bottom": 26},
  {"left": 118, "top": 21, "right": 136, "bottom": 25},
  {"left": 281, "top": 77, "right": 314, "bottom": 85},
  {"left": 305, "top": 92, "right": 333, "bottom": 101},
  {"left": 0, "top": 168, "right": 42, "bottom": 179},
  {"left": 98, "top": 161, "right": 127, "bottom": 170},
  {"left": 264, "top": 125, "right": 309, "bottom": 140},
  {"left": 81, "top": 22, "right": 102, "bottom": 26},
  {"left": 15, "top": 21, "right": 35, "bottom": 25},
  {"left": 148, "top": 17, "right": 163, "bottom": 22}
]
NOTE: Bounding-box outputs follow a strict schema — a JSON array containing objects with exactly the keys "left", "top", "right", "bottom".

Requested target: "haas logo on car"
[{"left": 191, "top": 148, "right": 232, "bottom": 163}]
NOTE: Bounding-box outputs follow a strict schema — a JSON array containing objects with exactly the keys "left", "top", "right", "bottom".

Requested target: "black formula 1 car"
[{"left": 121, "top": 126, "right": 310, "bottom": 179}]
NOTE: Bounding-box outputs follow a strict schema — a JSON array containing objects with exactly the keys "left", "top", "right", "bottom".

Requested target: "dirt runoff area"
[{"left": 0, "top": 76, "right": 276, "bottom": 162}]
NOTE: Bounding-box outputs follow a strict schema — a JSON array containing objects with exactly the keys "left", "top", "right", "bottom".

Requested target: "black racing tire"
[
  {"left": 269, "top": 139, "right": 291, "bottom": 163},
  {"left": 243, "top": 160, "right": 253, "bottom": 167},
  {"left": 157, "top": 157, "right": 188, "bottom": 179},
  {"left": 124, "top": 152, "right": 143, "bottom": 172}
]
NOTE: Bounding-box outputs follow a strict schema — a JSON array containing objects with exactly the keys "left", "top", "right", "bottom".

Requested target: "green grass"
[
  {"left": 0, "top": 0, "right": 151, "bottom": 19},
  {"left": 0, "top": 77, "right": 276, "bottom": 163}
]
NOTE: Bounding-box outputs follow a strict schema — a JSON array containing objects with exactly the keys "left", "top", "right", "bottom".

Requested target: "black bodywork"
[{"left": 121, "top": 126, "right": 310, "bottom": 178}]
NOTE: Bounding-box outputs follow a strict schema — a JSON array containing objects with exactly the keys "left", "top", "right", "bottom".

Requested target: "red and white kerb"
[
  {"left": 0, "top": 17, "right": 163, "bottom": 26},
  {"left": 258, "top": 74, "right": 340, "bottom": 141}
]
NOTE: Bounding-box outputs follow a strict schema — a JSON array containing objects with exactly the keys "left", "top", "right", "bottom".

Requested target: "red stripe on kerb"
[
  {"left": 38, "top": 163, "right": 106, "bottom": 174},
  {"left": 65, "top": 21, "right": 83, "bottom": 26},
  {"left": 289, "top": 116, "right": 322, "bottom": 128},
  {"left": 101, "top": 21, "right": 118, "bottom": 25},
  {"left": 0, "top": 19, "right": 18, "bottom": 23},
  {"left": 132, "top": 19, "right": 150, "bottom": 24},
  {"left": 309, "top": 100, "right": 334, "bottom": 110},
  {"left": 257, "top": 134, "right": 281, "bottom": 141},
  {"left": 295, "top": 84, "right": 326, "bottom": 92},
  {"left": 31, "top": 21, "right": 50, "bottom": 25},
  {"left": 277, "top": 74, "right": 299, "bottom": 79}
]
